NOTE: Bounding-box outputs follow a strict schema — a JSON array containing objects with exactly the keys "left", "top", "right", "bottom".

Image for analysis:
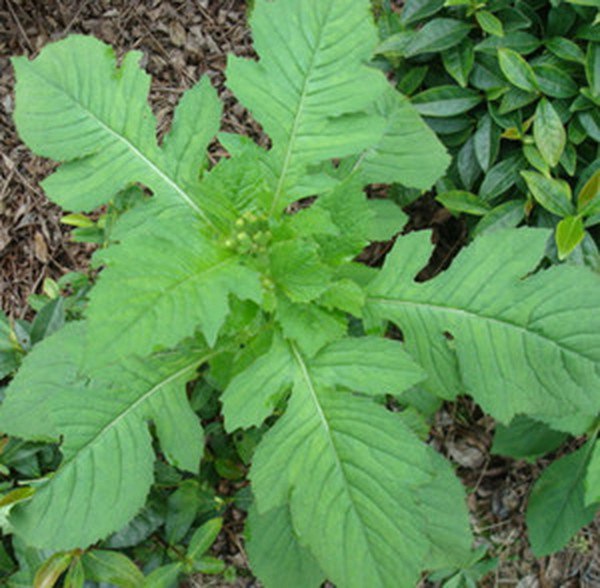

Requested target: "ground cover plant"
[
  {"left": 376, "top": 0, "right": 600, "bottom": 264},
  {"left": 0, "top": 0, "right": 599, "bottom": 586}
]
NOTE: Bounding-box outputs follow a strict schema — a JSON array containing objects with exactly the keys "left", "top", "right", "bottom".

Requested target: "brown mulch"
[{"left": 0, "top": 1, "right": 598, "bottom": 587}]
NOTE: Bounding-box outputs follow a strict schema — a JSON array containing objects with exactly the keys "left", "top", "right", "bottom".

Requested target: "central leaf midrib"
[
  {"left": 63, "top": 360, "right": 200, "bottom": 463},
  {"left": 96, "top": 255, "right": 237, "bottom": 344},
  {"left": 27, "top": 65, "right": 211, "bottom": 224},
  {"left": 292, "top": 344, "right": 385, "bottom": 585},
  {"left": 369, "top": 296, "right": 598, "bottom": 363},
  {"left": 51, "top": 349, "right": 220, "bottom": 483},
  {"left": 270, "top": 3, "right": 334, "bottom": 214}
]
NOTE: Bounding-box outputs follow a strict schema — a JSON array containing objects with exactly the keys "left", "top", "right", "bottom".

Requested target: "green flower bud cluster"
[{"left": 224, "top": 210, "right": 272, "bottom": 255}]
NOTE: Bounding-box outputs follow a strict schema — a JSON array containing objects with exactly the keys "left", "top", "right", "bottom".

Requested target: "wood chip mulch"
[{"left": 0, "top": 1, "right": 598, "bottom": 587}]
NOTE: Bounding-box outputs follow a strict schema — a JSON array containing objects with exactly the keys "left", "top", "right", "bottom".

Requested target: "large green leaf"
[
  {"left": 526, "top": 440, "right": 598, "bottom": 556},
  {"left": 246, "top": 504, "right": 326, "bottom": 588},
  {"left": 222, "top": 333, "right": 294, "bottom": 431},
  {"left": 86, "top": 206, "right": 261, "bottom": 357},
  {"left": 226, "top": 0, "right": 389, "bottom": 211},
  {"left": 367, "top": 229, "right": 600, "bottom": 426},
  {"left": 12, "top": 36, "right": 220, "bottom": 217},
  {"left": 358, "top": 88, "right": 450, "bottom": 189},
  {"left": 0, "top": 324, "right": 206, "bottom": 549},
  {"left": 223, "top": 335, "right": 425, "bottom": 433},
  {"left": 248, "top": 342, "right": 471, "bottom": 587}
]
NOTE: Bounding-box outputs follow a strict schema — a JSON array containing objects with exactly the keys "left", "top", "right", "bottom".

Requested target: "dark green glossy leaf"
[
  {"left": 547, "top": 3, "right": 577, "bottom": 37},
  {"left": 442, "top": 126, "right": 473, "bottom": 146},
  {"left": 533, "top": 98, "right": 566, "bottom": 167},
  {"left": 576, "top": 23, "right": 600, "bottom": 43},
  {"left": 457, "top": 137, "right": 482, "bottom": 190},
  {"left": 423, "top": 116, "right": 473, "bottom": 135},
  {"left": 442, "top": 39, "right": 475, "bottom": 87},
  {"left": 498, "top": 87, "right": 538, "bottom": 113},
  {"left": 533, "top": 64, "right": 579, "bottom": 98},
  {"left": 521, "top": 171, "right": 575, "bottom": 216},
  {"left": 527, "top": 441, "right": 598, "bottom": 557},
  {"left": 476, "top": 32, "right": 541, "bottom": 55},
  {"left": 545, "top": 37, "right": 586, "bottom": 63},
  {"left": 479, "top": 155, "right": 523, "bottom": 201},
  {"left": 578, "top": 170, "right": 600, "bottom": 215},
  {"left": 436, "top": 191, "right": 491, "bottom": 215},
  {"left": 498, "top": 48, "right": 540, "bottom": 92},
  {"left": 475, "top": 11, "right": 504, "bottom": 37},
  {"left": 569, "top": 115, "right": 588, "bottom": 144},
  {"left": 166, "top": 480, "right": 201, "bottom": 544},
  {"left": 585, "top": 42, "right": 600, "bottom": 97},
  {"left": 405, "top": 19, "right": 472, "bottom": 57},
  {"left": 523, "top": 144, "right": 550, "bottom": 174},
  {"left": 396, "top": 65, "right": 429, "bottom": 95},
  {"left": 30, "top": 298, "right": 65, "bottom": 345},
  {"left": 104, "top": 503, "right": 164, "bottom": 549},
  {"left": 473, "top": 113, "right": 500, "bottom": 171},
  {"left": 556, "top": 216, "right": 586, "bottom": 259},
  {"left": 496, "top": 7, "right": 531, "bottom": 32},
  {"left": 492, "top": 416, "right": 568, "bottom": 460},
  {"left": 471, "top": 55, "right": 507, "bottom": 91},
  {"left": 559, "top": 142, "right": 577, "bottom": 176},
  {"left": 82, "top": 550, "right": 144, "bottom": 588},
  {"left": 412, "top": 86, "right": 483, "bottom": 117},
  {"left": 577, "top": 109, "right": 600, "bottom": 141},
  {"left": 489, "top": 102, "right": 523, "bottom": 129},
  {"left": 376, "top": 31, "right": 417, "bottom": 56},
  {"left": 400, "top": 0, "right": 445, "bottom": 25},
  {"left": 580, "top": 87, "right": 600, "bottom": 106}
]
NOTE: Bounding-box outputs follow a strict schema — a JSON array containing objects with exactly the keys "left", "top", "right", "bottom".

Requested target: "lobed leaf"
[
  {"left": 250, "top": 344, "right": 471, "bottom": 587},
  {"left": 0, "top": 324, "right": 206, "bottom": 549},
  {"left": 86, "top": 207, "right": 261, "bottom": 357},
  {"left": 367, "top": 229, "right": 600, "bottom": 427},
  {"left": 358, "top": 88, "right": 450, "bottom": 190},
  {"left": 246, "top": 504, "right": 326, "bottom": 588},
  {"left": 227, "top": 0, "right": 389, "bottom": 210},
  {"left": 12, "top": 36, "right": 220, "bottom": 218}
]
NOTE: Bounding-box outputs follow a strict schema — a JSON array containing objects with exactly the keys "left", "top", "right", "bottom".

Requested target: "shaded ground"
[{"left": 0, "top": 1, "right": 598, "bottom": 587}]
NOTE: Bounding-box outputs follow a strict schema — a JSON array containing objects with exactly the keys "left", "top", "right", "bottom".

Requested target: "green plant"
[
  {"left": 0, "top": 0, "right": 599, "bottom": 586},
  {"left": 376, "top": 0, "right": 600, "bottom": 264},
  {"left": 428, "top": 545, "right": 498, "bottom": 588},
  {"left": 0, "top": 274, "right": 91, "bottom": 381}
]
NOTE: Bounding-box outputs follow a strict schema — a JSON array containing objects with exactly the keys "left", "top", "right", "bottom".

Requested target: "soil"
[{"left": 0, "top": 1, "right": 598, "bottom": 587}]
